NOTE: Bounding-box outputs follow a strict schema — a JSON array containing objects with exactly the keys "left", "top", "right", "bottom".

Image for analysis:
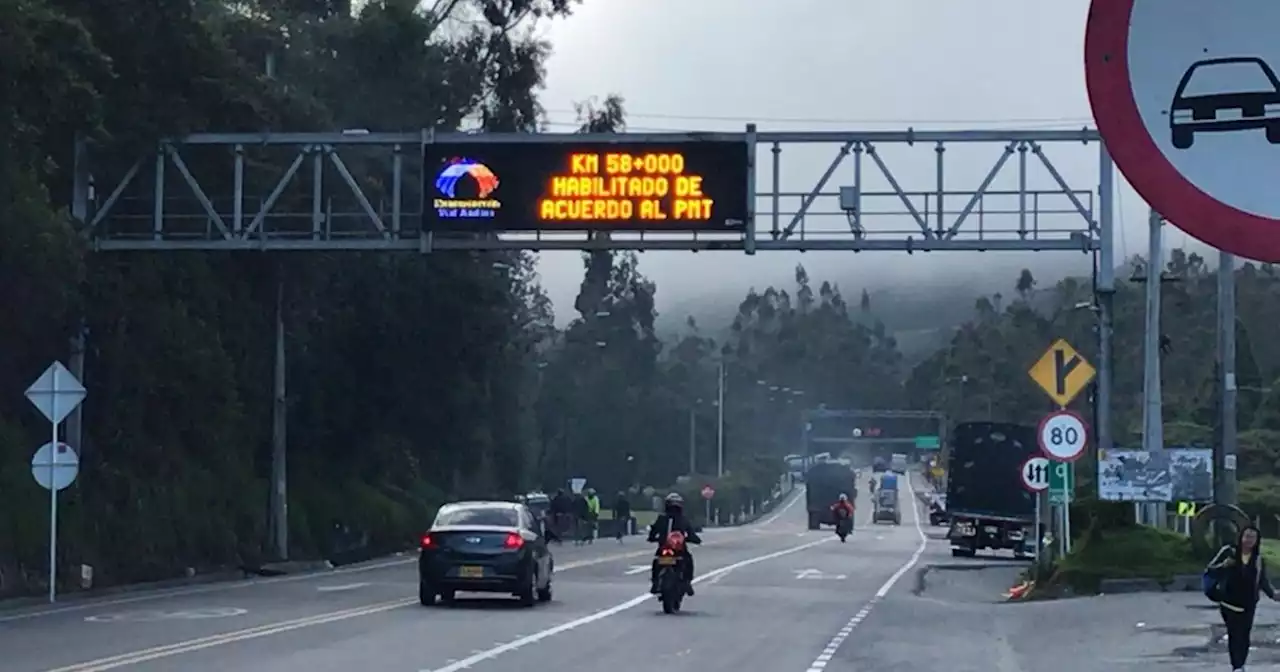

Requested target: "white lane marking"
[
  {"left": 0, "top": 547, "right": 649, "bottom": 624},
  {"left": 623, "top": 565, "right": 649, "bottom": 576},
  {"left": 316, "top": 583, "right": 370, "bottom": 592},
  {"left": 421, "top": 536, "right": 836, "bottom": 672},
  {"left": 759, "top": 486, "right": 806, "bottom": 526},
  {"left": 803, "top": 473, "right": 928, "bottom": 672},
  {"left": 39, "top": 548, "right": 659, "bottom": 670}
]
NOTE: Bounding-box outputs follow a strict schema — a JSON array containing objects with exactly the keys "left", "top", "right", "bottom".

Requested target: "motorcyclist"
[
  {"left": 648, "top": 492, "right": 701, "bottom": 596},
  {"left": 868, "top": 477, "right": 877, "bottom": 493},
  {"left": 831, "top": 493, "right": 855, "bottom": 521}
]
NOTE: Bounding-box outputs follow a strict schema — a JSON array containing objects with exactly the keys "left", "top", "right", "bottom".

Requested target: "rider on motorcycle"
[
  {"left": 830, "top": 493, "right": 855, "bottom": 520},
  {"left": 648, "top": 492, "right": 701, "bottom": 596},
  {"left": 868, "top": 477, "right": 877, "bottom": 493}
]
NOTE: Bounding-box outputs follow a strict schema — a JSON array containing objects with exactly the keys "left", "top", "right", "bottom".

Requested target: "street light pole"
[{"left": 716, "top": 361, "right": 725, "bottom": 478}]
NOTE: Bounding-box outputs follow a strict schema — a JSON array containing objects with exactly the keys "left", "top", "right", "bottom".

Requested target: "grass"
[
  {"left": 1262, "top": 539, "right": 1280, "bottom": 568},
  {"left": 1049, "top": 524, "right": 1206, "bottom": 594}
]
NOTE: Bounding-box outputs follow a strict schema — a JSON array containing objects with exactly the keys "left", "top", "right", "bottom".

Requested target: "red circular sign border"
[
  {"left": 1035, "top": 409, "right": 1091, "bottom": 463},
  {"left": 1019, "top": 455, "right": 1050, "bottom": 493},
  {"left": 1085, "top": 0, "right": 1280, "bottom": 261}
]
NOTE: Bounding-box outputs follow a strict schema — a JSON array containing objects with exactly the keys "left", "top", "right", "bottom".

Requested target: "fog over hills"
[{"left": 651, "top": 252, "right": 1089, "bottom": 360}]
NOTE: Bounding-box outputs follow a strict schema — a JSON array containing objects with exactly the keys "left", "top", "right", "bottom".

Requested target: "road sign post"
[
  {"left": 25, "top": 361, "right": 87, "bottom": 604},
  {"left": 1020, "top": 456, "right": 1050, "bottom": 493},
  {"left": 1086, "top": 0, "right": 1280, "bottom": 262},
  {"left": 1037, "top": 410, "right": 1090, "bottom": 463},
  {"left": 1028, "top": 339, "right": 1097, "bottom": 407}
]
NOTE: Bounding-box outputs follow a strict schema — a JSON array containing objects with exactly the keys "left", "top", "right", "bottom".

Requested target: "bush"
[{"left": 1051, "top": 523, "right": 1204, "bottom": 593}]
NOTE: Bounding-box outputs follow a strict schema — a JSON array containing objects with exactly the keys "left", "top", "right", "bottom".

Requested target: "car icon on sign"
[{"left": 1170, "top": 56, "right": 1280, "bottom": 149}]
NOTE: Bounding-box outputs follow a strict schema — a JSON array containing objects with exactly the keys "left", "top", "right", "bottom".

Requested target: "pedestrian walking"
[
  {"left": 1206, "top": 525, "right": 1278, "bottom": 671},
  {"left": 613, "top": 491, "right": 632, "bottom": 543}
]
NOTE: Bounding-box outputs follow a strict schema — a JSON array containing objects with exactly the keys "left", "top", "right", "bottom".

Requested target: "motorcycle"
[
  {"left": 655, "top": 531, "right": 689, "bottom": 614},
  {"left": 835, "top": 508, "right": 853, "bottom": 542}
]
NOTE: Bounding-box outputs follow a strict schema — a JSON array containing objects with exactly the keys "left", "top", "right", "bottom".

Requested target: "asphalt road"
[{"left": 2, "top": 481, "right": 936, "bottom": 672}]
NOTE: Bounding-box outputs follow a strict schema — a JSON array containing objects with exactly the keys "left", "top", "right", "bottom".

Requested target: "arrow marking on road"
[
  {"left": 316, "top": 583, "right": 369, "bottom": 592},
  {"left": 794, "top": 569, "right": 846, "bottom": 580}
]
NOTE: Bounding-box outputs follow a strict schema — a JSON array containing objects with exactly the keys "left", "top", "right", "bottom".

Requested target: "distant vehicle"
[
  {"left": 784, "top": 454, "right": 807, "bottom": 481},
  {"left": 871, "top": 456, "right": 887, "bottom": 473},
  {"left": 805, "top": 461, "right": 858, "bottom": 530},
  {"left": 418, "top": 501, "right": 554, "bottom": 607},
  {"left": 945, "top": 422, "right": 1039, "bottom": 559},
  {"left": 879, "top": 472, "right": 899, "bottom": 491},
  {"left": 1170, "top": 56, "right": 1280, "bottom": 149},
  {"left": 872, "top": 488, "right": 901, "bottom": 525},
  {"left": 517, "top": 491, "right": 551, "bottom": 535},
  {"left": 890, "top": 453, "right": 908, "bottom": 474}
]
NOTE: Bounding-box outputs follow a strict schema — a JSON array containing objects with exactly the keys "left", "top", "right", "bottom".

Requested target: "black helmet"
[{"left": 664, "top": 492, "right": 685, "bottom": 510}]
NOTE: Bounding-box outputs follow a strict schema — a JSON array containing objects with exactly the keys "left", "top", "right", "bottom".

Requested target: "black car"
[{"left": 418, "top": 501, "right": 554, "bottom": 607}]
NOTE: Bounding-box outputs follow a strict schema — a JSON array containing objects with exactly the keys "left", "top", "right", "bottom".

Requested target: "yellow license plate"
[
  {"left": 656, "top": 556, "right": 677, "bottom": 566},
  {"left": 458, "top": 566, "right": 484, "bottom": 578}
]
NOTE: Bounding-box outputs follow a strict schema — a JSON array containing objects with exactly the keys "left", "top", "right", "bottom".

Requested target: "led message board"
[{"left": 422, "top": 141, "right": 749, "bottom": 231}]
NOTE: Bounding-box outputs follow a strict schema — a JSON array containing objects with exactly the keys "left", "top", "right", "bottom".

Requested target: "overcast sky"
[{"left": 529, "top": 0, "right": 1208, "bottom": 324}]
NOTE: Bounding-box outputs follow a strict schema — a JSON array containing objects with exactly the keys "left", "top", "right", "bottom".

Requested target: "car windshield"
[
  {"left": 1182, "top": 61, "right": 1278, "bottom": 97},
  {"left": 434, "top": 506, "right": 518, "bottom": 527}
]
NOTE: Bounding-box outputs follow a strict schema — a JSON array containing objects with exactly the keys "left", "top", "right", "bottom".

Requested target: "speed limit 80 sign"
[{"left": 1037, "top": 410, "right": 1090, "bottom": 462}]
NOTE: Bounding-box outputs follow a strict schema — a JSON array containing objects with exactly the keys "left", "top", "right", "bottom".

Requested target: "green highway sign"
[
  {"left": 914, "top": 435, "right": 940, "bottom": 449},
  {"left": 1048, "top": 461, "right": 1073, "bottom": 505}
]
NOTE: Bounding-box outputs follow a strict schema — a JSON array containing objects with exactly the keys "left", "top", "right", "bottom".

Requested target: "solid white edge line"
[
  {"left": 803, "top": 472, "right": 928, "bottom": 672},
  {"left": 759, "top": 485, "right": 806, "bottom": 526},
  {"left": 421, "top": 535, "right": 836, "bottom": 672}
]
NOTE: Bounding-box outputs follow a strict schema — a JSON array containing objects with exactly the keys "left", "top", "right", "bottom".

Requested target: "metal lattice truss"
[{"left": 74, "top": 128, "right": 1107, "bottom": 253}]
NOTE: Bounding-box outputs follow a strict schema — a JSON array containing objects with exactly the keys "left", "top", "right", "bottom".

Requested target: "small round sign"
[
  {"left": 1020, "top": 456, "right": 1051, "bottom": 493},
  {"left": 31, "top": 442, "right": 78, "bottom": 491},
  {"left": 701, "top": 485, "right": 715, "bottom": 500},
  {"left": 1037, "top": 410, "right": 1090, "bottom": 462},
  {"left": 1085, "top": 0, "right": 1280, "bottom": 261}
]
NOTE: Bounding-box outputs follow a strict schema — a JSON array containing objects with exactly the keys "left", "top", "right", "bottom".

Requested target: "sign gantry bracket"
[{"left": 73, "top": 127, "right": 1107, "bottom": 254}]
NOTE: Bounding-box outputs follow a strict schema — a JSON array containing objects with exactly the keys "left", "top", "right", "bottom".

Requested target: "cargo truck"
[
  {"left": 805, "top": 462, "right": 858, "bottom": 530},
  {"left": 945, "top": 421, "right": 1039, "bottom": 559}
]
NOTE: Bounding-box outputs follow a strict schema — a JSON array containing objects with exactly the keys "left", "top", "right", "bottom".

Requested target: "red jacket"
[{"left": 831, "top": 501, "right": 855, "bottom": 517}]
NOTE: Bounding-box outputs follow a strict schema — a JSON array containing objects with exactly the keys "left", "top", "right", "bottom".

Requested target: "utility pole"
[
  {"left": 1217, "top": 250, "right": 1238, "bottom": 507},
  {"left": 1140, "top": 209, "right": 1164, "bottom": 526},
  {"left": 270, "top": 272, "right": 288, "bottom": 560},
  {"left": 1095, "top": 145, "right": 1115, "bottom": 459},
  {"left": 688, "top": 405, "right": 697, "bottom": 475},
  {"left": 716, "top": 361, "right": 725, "bottom": 478}
]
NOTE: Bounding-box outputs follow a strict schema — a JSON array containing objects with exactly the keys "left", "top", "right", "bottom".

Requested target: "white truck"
[{"left": 890, "top": 453, "right": 908, "bottom": 474}]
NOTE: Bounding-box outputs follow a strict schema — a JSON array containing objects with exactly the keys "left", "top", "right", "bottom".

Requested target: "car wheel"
[
  {"left": 418, "top": 581, "right": 436, "bottom": 606},
  {"left": 517, "top": 567, "right": 537, "bottom": 607},
  {"left": 537, "top": 560, "right": 554, "bottom": 602},
  {"left": 1171, "top": 127, "right": 1193, "bottom": 149}
]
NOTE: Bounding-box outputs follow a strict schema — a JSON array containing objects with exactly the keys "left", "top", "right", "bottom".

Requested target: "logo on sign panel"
[{"left": 433, "top": 158, "right": 501, "bottom": 219}]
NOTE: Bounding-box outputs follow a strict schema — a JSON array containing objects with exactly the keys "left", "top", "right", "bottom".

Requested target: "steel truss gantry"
[{"left": 72, "top": 127, "right": 1111, "bottom": 256}]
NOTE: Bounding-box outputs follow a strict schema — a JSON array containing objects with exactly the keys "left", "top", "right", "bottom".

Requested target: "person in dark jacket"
[
  {"left": 613, "top": 491, "right": 632, "bottom": 543},
  {"left": 549, "top": 489, "right": 570, "bottom": 544},
  {"left": 1207, "top": 525, "right": 1278, "bottom": 671},
  {"left": 647, "top": 493, "right": 701, "bottom": 596},
  {"left": 572, "top": 492, "right": 590, "bottom": 546}
]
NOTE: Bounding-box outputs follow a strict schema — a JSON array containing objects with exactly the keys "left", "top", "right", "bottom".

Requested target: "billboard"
[
  {"left": 422, "top": 141, "right": 750, "bottom": 232},
  {"left": 1096, "top": 448, "right": 1214, "bottom": 503}
]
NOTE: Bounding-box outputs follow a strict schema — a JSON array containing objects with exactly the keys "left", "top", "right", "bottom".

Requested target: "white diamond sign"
[{"left": 25, "top": 361, "right": 86, "bottom": 424}]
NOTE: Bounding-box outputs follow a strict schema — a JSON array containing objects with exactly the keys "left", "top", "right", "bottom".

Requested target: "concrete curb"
[{"left": 912, "top": 562, "right": 1029, "bottom": 596}]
